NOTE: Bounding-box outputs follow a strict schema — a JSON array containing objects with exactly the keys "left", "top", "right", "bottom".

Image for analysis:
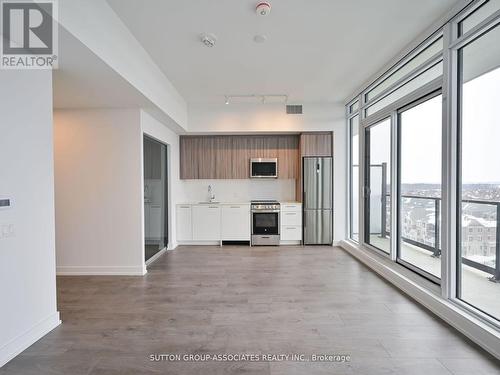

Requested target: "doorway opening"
[{"left": 143, "top": 135, "right": 168, "bottom": 262}]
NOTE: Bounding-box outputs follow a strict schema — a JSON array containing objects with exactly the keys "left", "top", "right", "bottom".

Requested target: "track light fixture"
[{"left": 223, "top": 94, "right": 288, "bottom": 105}]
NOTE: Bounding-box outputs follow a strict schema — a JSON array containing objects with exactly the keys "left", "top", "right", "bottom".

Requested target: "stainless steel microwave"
[{"left": 250, "top": 158, "right": 278, "bottom": 178}]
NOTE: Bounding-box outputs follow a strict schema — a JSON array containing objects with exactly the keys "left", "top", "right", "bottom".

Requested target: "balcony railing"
[
  {"left": 382, "top": 194, "right": 500, "bottom": 282},
  {"left": 400, "top": 195, "right": 441, "bottom": 257},
  {"left": 356, "top": 163, "right": 500, "bottom": 281}
]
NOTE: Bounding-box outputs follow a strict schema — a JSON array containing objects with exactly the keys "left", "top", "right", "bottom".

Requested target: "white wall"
[
  {"left": 180, "top": 179, "right": 296, "bottom": 203},
  {"left": 54, "top": 109, "right": 145, "bottom": 275},
  {"left": 140, "top": 110, "right": 182, "bottom": 249},
  {"left": 0, "top": 70, "right": 60, "bottom": 367},
  {"left": 187, "top": 102, "right": 347, "bottom": 242},
  {"left": 188, "top": 102, "right": 340, "bottom": 133}
]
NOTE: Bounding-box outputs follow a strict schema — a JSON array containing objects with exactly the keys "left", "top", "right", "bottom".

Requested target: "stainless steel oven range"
[{"left": 251, "top": 200, "right": 280, "bottom": 246}]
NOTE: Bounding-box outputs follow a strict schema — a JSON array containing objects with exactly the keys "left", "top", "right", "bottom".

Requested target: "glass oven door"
[{"left": 252, "top": 212, "right": 279, "bottom": 235}]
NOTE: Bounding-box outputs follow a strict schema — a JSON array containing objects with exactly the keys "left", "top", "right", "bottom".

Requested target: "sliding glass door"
[
  {"left": 457, "top": 24, "right": 500, "bottom": 320},
  {"left": 143, "top": 135, "right": 168, "bottom": 262},
  {"left": 398, "top": 93, "right": 442, "bottom": 280},
  {"left": 364, "top": 118, "right": 391, "bottom": 254}
]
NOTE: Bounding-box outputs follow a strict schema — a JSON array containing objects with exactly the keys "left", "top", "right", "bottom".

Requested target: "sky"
[
  {"left": 400, "top": 95, "right": 441, "bottom": 184},
  {"left": 462, "top": 66, "right": 500, "bottom": 184},
  {"left": 357, "top": 66, "right": 500, "bottom": 185}
]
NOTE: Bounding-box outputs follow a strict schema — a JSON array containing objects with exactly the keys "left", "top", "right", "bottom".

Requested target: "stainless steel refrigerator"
[{"left": 303, "top": 157, "right": 333, "bottom": 245}]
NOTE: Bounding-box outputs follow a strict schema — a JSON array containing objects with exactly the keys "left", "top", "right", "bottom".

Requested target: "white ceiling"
[
  {"left": 54, "top": 27, "right": 151, "bottom": 109},
  {"left": 53, "top": 29, "right": 185, "bottom": 132},
  {"left": 107, "top": 0, "right": 461, "bottom": 104}
]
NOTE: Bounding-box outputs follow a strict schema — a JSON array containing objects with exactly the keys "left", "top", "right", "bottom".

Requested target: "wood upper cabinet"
[
  {"left": 300, "top": 133, "right": 333, "bottom": 157},
  {"left": 278, "top": 135, "right": 299, "bottom": 179},
  {"left": 180, "top": 137, "right": 199, "bottom": 179},
  {"left": 215, "top": 136, "right": 233, "bottom": 179},
  {"left": 198, "top": 137, "right": 216, "bottom": 179},
  {"left": 231, "top": 136, "right": 250, "bottom": 179},
  {"left": 249, "top": 136, "right": 278, "bottom": 158},
  {"left": 180, "top": 134, "right": 301, "bottom": 180}
]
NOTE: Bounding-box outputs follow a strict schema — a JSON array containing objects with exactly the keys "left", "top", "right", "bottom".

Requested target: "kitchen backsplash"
[{"left": 179, "top": 179, "right": 296, "bottom": 202}]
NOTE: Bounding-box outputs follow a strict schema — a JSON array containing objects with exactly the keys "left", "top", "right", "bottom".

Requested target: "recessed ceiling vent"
[{"left": 286, "top": 104, "right": 303, "bottom": 114}]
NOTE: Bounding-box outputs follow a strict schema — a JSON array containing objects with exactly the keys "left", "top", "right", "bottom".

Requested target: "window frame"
[
  {"left": 395, "top": 90, "right": 443, "bottom": 285},
  {"left": 348, "top": 111, "right": 361, "bottom": 242},
  {"left": 364, "top": 33, "right": 444, "bottom": 105},
  {"left": 453, "top": 15, "right": 500, "bottom": 326},
  {"left": 345, "top": 0, "right": 500, "bottom": 330},
  {"left": 362, "top": 116, "right": 393, "bottom": 256}
]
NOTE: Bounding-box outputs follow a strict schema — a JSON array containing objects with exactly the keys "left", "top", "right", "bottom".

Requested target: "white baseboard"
[
  {"left": 57, "top": 265, "right": 146, "bottom": 276},
  {"left": 340, "top": 240, "right": 500, "bottom": 360},
  {"left": 177, "top": 241, "right": 220, "bottom": 246},
  {"left": 0, "top": 311, "right": 61, "bottom": 368},
  {"left": 332, "top": 240, "right": 342, "bottom": 247},
  {"left": 145, "top": 248, "right": 167, "bottom": 266},
  {"left": 167, "top": 242, "right": 178, "bottom": 250}
]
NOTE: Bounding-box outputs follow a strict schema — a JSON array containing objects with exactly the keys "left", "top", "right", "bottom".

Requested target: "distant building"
[
  {"left": 400, "top": 198, "right": 497, "bottom": 268},
  {"left": 402, "top": 201, "right": 437, "bottom": 248},
  {"left": 461, "top": 215, "right": 496, "bottom": 267}
]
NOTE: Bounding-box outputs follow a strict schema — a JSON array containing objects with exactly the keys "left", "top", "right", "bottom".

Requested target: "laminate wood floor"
[{"left": 1, "top": 246, "right": 499, "bottom": 374}]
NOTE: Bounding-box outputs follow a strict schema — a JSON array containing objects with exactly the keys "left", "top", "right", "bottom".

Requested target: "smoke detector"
[
  {"left": 256, "top": 2, "right": 271, "bottom": 16},
  {"left": 200, "top": 33, "right": 217, "bottom": 47},
  {"left": 254, "top": 34, "right": 267, "bottom": 43}
]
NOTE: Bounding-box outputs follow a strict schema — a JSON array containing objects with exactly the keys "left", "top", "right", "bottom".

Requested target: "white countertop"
[
  {"left": 177, "top": 202, "right": 250, "bottom": 205},
  {"left": 177, "top": 201, "right": 301, "bottom": 205}
]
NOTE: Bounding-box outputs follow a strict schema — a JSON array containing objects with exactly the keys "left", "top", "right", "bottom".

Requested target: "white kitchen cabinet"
[
  {"left": 280, "top": 202, "right": 302, "bottom": 243},
  {"left": 176, "top": 205, "right": 192, "bottom": 241},
  {"left": 192, "top": 205, "right": 221, "bottom": 241},
  {"left": 281, "top": 203, "right": 302, "bottom": 212},
  {"left": 281, "top": 211, "right": 302, "bottom": 226},
  {"left": 178, "top": 202, "right": 300, "bottom": 244},
  {"left": 281, "top": 225, "right": 302, "bottom": 241},
  {"left": 221, "top": 204, "right": 250, "bottom": 240}
]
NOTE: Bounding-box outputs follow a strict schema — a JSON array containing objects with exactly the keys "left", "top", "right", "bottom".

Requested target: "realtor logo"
[{"left": 1, "top": 0, "right": 58, "bottom": 69}]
